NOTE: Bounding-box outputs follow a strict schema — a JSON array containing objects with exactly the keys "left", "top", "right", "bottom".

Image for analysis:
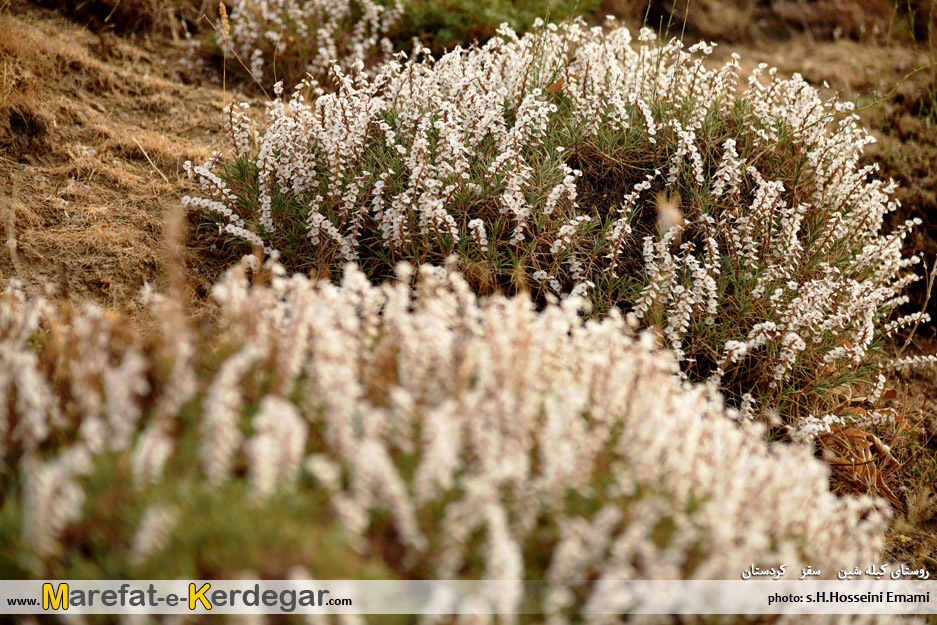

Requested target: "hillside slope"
[{"left": 0, "top": 1, "right": 244, "bottom": 306}]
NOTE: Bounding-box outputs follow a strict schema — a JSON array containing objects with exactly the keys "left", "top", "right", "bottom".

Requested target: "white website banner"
[{"left": 1, "top": 579, "right": 935, "bottom": 615}]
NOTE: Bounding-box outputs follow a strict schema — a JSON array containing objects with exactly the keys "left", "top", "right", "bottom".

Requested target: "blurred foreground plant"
[{"left": 0, "top": 260, "right": 890, "bottom": 606}]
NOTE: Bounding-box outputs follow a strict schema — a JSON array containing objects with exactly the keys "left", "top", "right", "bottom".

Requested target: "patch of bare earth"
[{"left": 0, "top": 0, "right": 244, "bottom": 308}]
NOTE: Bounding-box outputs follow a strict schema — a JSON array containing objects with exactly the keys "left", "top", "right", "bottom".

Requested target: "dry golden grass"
[
  {"left": 34, "top": 0, "right": 217, "bottom": 37},
  {"left": 0, "top": 1, "right": 252, "bottom": 307},
  {"left": 610, "top": 0, "right": 914, "bottom": 43},
  {"left": 880, "top": 348, "right": 937, "bottom": 570}
]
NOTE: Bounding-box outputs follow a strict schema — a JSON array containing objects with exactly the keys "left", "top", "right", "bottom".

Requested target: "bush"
[
  {"left": 184, "top": 20, "right": 923, "bottom": 426},
  {"left": 41, "top": 0, "right": 598, "bottom": 89},
  {"left": 221, "top": 0, "right": 405, "bottom": 86},
  {"left": 219, "top": 0, "right": 598, "bottom": 88},
  {"left": 0, "top": 261, "right": 888, "bottom": 602}
]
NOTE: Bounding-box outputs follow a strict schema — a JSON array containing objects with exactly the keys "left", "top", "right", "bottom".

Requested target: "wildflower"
[
  {"left": 0, "top": 258, "right": 891, "bottom": 592},
  {"left": 185, "top": 19, "right": 920, "bottom": 423}
]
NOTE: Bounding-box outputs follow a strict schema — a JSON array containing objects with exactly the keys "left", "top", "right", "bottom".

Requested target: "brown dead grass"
[
  {"left": 606, "top": 0, "right": 901, "bottom": 43},
  {"left": 0, "top": 0, "right": 250, "bottom": 308},
  {"left": 814, "top": 357, "right": 937, "bottom": 570},
  {"left": 880, "top": 337, "right": 937, "bottom": 570},
  {"left": 34, "top": 0, "right": 217, "bottom": 37}
]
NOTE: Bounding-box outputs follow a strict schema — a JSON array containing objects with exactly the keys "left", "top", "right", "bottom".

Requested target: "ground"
[
  {"left": 1, "top": 0, "right": 935, "bottom": 570},
  {"left": 1, "top": 0, "right": 245, "bottom": 308}
]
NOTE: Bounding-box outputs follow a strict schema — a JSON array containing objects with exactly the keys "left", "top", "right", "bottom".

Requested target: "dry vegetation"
[
  {"left": 1, "top": 0, "right": 936, "bottom": 604},
  {"left": 0, "top": 0, "right": 239, "bottom": 305}
]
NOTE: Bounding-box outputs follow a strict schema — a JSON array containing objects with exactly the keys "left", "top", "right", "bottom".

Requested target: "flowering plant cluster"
[
  {"left": 185, "top": 19, "right": 924, "bottom": 425},
  {"left": 221, "top": 0, "right": 405, "bottom": 84},
  {"left": 0, "top": 261, "right": 890, "bottom": 610},
  {"left": 219, "top": 0, "right": 598, "bottom": 87}
]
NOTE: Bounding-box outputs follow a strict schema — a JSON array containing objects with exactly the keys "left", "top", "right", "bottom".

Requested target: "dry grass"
[
  {"left": 0, "top": 1, "right": 249, "bottom": 307},
  {"left": 609, "top": 0, "right": 912, "bottom": 43},
  {"left": 880, "top": 342, "right": 937, "bottom": 570},
  {"left": 34, "top": 0, "right": 217, "bottom": 37}
]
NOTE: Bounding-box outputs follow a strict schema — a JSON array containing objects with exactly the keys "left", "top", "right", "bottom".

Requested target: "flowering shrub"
[
  {"left": 184, "top": 20, "right": 924, "bottom": 425},
  {"left": 0, "top": 261, "right": 889, "bottom": 605},
  {"left": 222, "top": 0, "right": 405, "bottom": 84},
  {"left": 219, "top": 0, "right": 597, "bottom": 87}
]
